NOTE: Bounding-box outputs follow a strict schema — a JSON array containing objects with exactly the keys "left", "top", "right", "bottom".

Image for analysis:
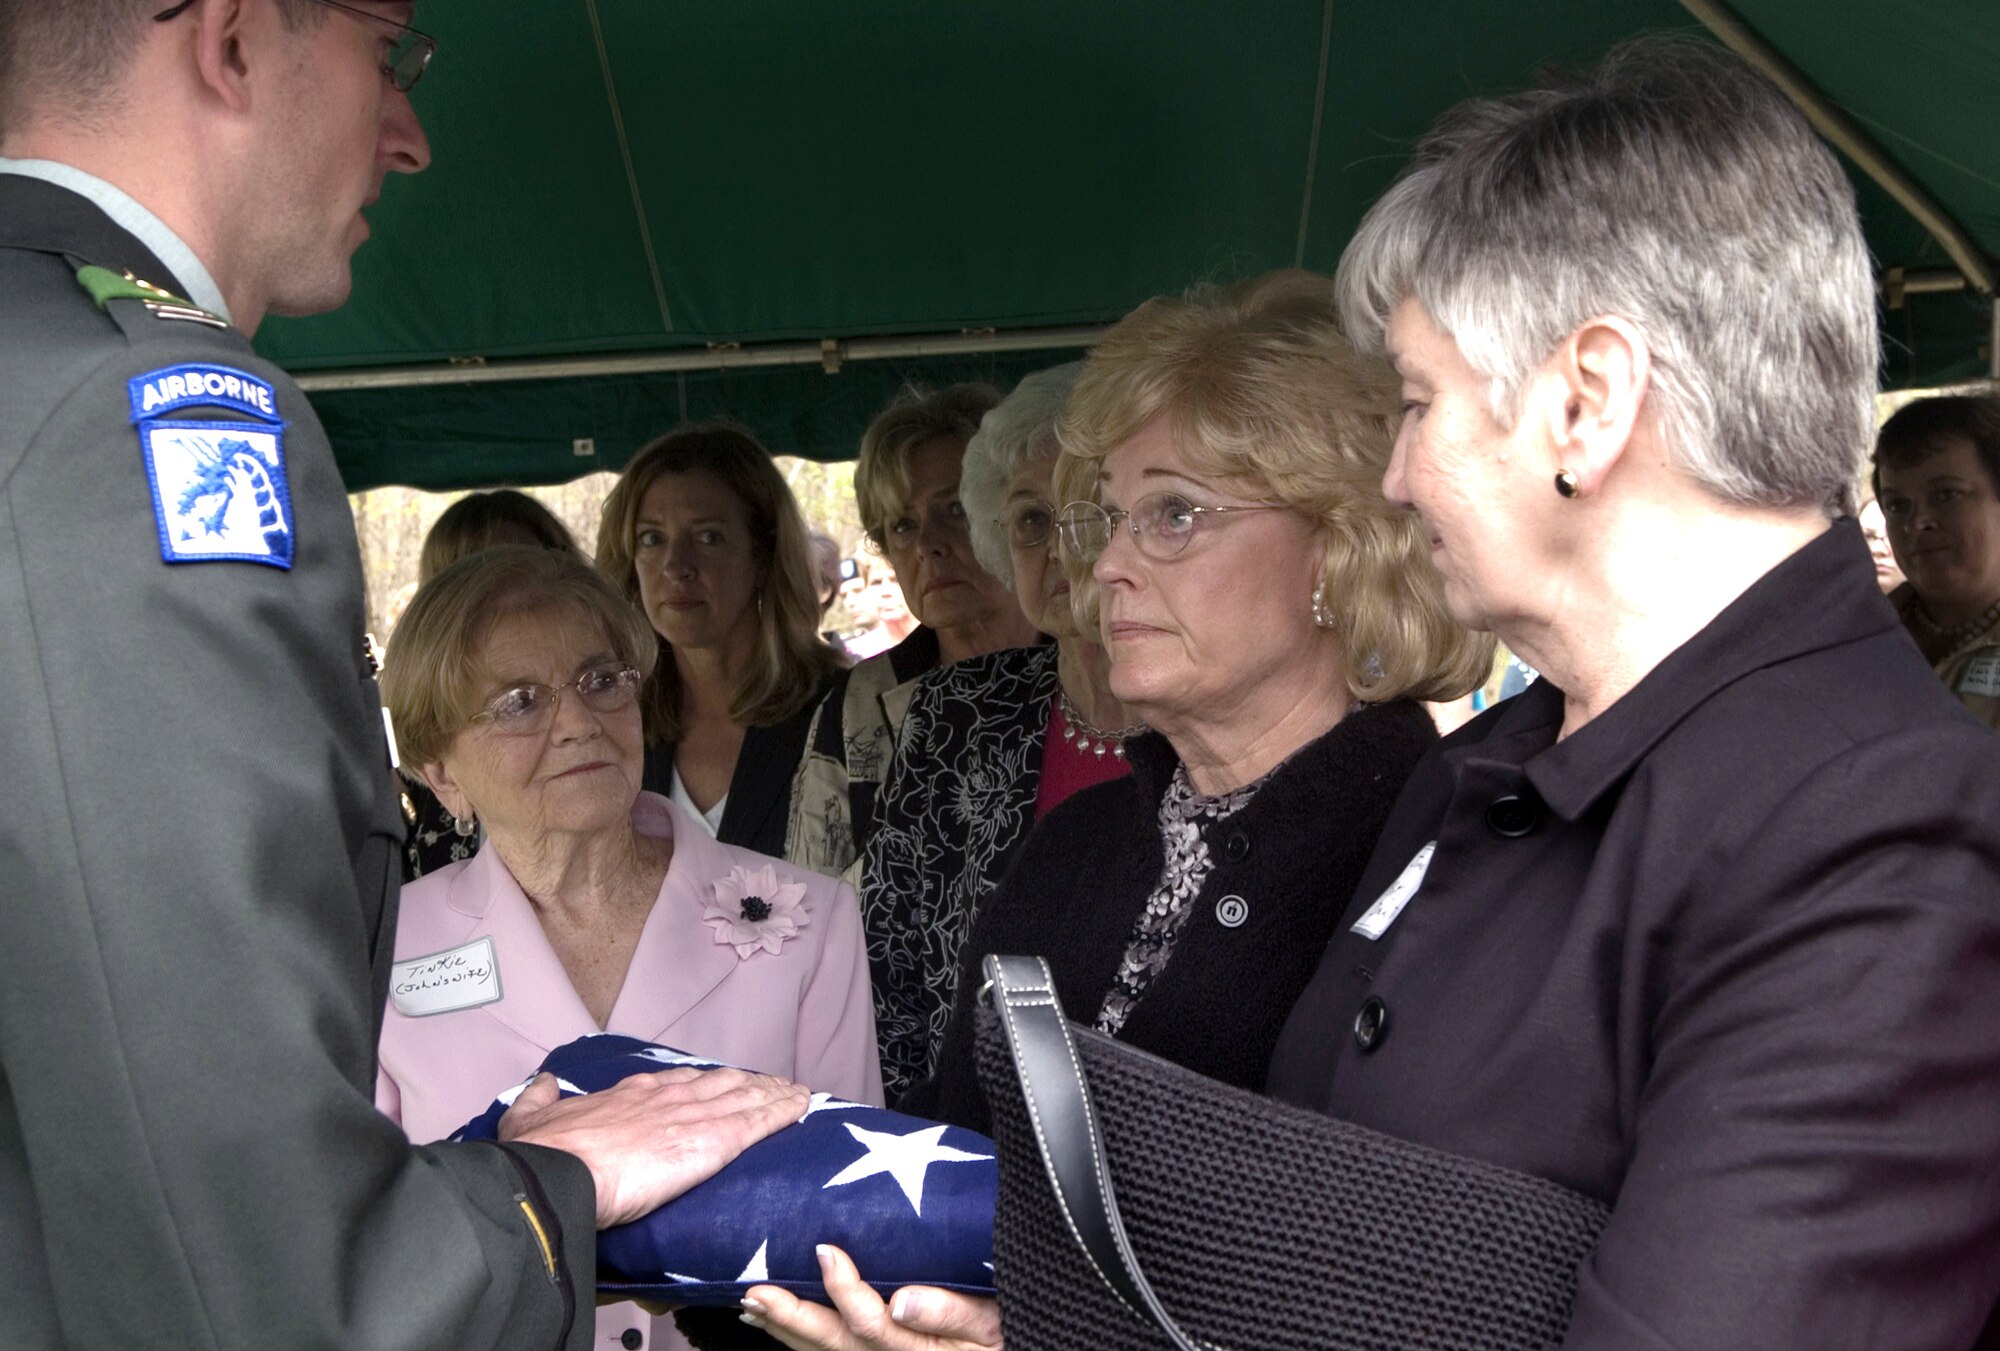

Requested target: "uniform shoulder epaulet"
[{"left": 73, "top": 263, "right": 229, "bottom": 329}]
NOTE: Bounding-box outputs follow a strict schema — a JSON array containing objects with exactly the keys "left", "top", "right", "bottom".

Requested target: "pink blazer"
[{"left": 376, "top": 792, "right": 883, "bottom": 1351}]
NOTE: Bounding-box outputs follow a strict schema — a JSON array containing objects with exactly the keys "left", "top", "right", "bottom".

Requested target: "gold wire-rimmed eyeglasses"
[{"left": 1056, "top": 493, "right": 1284, "bottom": 563}]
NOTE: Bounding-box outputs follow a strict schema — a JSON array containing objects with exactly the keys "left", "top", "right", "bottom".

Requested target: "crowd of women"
[{"left": 366, "top": 38, "right": 2000, "bottom": 1351}]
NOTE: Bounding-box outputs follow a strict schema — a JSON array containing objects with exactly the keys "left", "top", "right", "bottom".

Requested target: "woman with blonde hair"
[
  {"left": 747, "top": 269, "right": 1487, "bottom": 1345},
  {"left": 598, "top": 422, "right": 844, "bottom": 857},
  {"left": 861, "top": 362, "right": 1139, "bottom": 1102},
  {"left": 786, "top": 383, "right": 1039, "bottom": 878}
]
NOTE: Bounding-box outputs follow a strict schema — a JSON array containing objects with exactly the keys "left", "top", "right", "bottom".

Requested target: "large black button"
[
  {"left": 1222, "top": 830, "right": 1251, "bottom": 864},
  {"left": 1353, "top": 996, "right": 1389, "bottom": 1052},
  {"left": 621, "top": 1329, "right": 644, "bottom": 1349},
  {"left": 1485, "top": 794, "right": 1540, "bottom": 838}
]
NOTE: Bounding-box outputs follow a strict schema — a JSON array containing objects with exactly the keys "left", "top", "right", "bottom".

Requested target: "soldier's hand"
[{"left": 500, "top": 1067, "right": 808, "bottom": 1228}]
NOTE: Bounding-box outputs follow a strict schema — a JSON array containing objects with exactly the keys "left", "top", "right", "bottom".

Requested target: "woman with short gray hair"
[{"left": 1264, "top": 37, "right": 2000, "bottom": 1350}]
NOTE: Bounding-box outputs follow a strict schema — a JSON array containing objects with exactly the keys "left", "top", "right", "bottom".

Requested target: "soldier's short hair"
[{"left": 0, "top": 0, "right": 325, "bottom": 135}]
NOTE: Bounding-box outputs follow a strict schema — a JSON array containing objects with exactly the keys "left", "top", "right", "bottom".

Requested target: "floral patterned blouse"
[{"left": 1095, "top": 764, "right": 1264, "bottom": 1035}]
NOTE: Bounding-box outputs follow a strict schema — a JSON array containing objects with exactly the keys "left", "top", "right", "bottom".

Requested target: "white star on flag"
[
  {"left": 735, "top": 1239, "right": 770, "bottom": 1283},
  {"left": 801, "top": 1091, "right": 866, "bottom": 1119},
  {"left": 822, "top": 1123, "right": 992, "bottom": 1217},
  {"left": 496, "top": 1075, "right": 583, "bottom": 1106}
]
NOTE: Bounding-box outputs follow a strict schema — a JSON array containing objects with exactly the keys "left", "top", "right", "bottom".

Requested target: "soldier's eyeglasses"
[
  {"left": 153, "top": 0, "right": 437, "bottom": 92},
  {"left": 468, "top": 666, "right": 643, "bottom": 737}
]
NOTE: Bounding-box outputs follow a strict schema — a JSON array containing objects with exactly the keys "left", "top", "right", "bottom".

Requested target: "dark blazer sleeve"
[
  {"left": 0, "top": 291, "right": 593, "bottom": 1348},
  {"left": 1560, "top": 730, "right": 2000, "bottom": 1350}
]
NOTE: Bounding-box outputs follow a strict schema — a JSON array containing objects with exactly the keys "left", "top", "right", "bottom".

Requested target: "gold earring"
[{"left": 1554, "top": 469, "right": 1580, "bottom": 499}]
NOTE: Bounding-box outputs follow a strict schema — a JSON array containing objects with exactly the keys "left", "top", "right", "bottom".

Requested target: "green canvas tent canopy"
[{"left": 254, "top": 0, "right": 2000, "bottom": 493}]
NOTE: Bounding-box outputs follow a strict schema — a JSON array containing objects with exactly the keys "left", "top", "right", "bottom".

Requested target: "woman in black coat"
[
  {"left": 746, "top": 270, "right": 1491, "bottom": 1346},
  {"left": 893, "top": 273, "right": 1485, "bottom": 1129},
  {"left": 1260, "top": 42, "right": 2000, "bottom": 1351}
]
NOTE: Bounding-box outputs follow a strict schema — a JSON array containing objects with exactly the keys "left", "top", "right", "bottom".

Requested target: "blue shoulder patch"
[
  {"left": 128, "top": 363, "right": 283, "bottom": 424},
  {"left": 139, "top": 420, "right": 295, "bottom": 569}
]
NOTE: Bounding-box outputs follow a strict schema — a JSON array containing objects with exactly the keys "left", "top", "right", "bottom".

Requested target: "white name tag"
[
  {"left": 390, "top": 937, "right": 502, "bottom": 1017},
  {"left": 1957, "top": 654, "right": 2000, "bottom": 698},
  {"left": 1351, "top": 842, "right": 1435, "bottom": 941}
]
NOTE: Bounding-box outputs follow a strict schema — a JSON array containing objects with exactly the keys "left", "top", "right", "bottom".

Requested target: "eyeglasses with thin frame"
[
  {"left": 153, "top": 0, "right": 437, "bottom": 92},
  {"left": 998, "top": 499, "right": 1057, "bottom": 551},
  {"left": 1056, "top": 493, "right": 1284, "bottom": 564},
  {"left": 467, "top": 665, "right": 642, "bottom": 737}
]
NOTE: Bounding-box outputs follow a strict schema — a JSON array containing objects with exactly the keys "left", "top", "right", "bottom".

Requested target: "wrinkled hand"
[
  {"left": 742, "top": 1243, "right": 1002, "bottom": 1351},
  {"left": 500, "top": 1067, "right": 807, "bottom": 1228}
]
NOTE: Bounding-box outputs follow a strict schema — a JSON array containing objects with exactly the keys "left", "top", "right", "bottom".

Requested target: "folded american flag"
[{"left": 452, "top": 1033, "right": 998, "bottom": 1307}]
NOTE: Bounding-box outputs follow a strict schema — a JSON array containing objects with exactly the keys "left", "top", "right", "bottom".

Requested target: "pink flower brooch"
[{"left": 702, "top": 864, "right": 810, "bottom": 959}]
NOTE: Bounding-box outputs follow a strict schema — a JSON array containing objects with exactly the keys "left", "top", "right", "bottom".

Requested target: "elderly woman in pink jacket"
[{"left": 377, "top": 545, "right": 883, "bottom": 1351}]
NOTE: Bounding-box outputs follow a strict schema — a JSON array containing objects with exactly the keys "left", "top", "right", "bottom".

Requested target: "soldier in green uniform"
[{"left": 0, "top": 4, "right": 805, "bottom": 1347}]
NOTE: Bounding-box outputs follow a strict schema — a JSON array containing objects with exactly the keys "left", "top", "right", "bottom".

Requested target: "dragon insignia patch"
[
  {"left": 130, "top": 363, "right": 294, "bottom": 569},
  {"left": 138, "top": 421, "right": 295, "bottom": 568}
]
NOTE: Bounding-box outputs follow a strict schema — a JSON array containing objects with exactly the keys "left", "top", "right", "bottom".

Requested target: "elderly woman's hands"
[
  {"left": 500, "top": 1067, "right": 808, "bottom": 1228},
  {"left": 742, "top": 1244, "right": 1002, "bottom": 1351}
]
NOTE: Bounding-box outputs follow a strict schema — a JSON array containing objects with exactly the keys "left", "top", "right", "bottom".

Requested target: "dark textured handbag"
[{"left": 971, "top": 954, "right": 1610, "bottom": 1351}]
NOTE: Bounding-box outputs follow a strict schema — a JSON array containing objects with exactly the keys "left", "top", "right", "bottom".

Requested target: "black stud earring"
[{"left": 1554, "top": 469, "right": 1580, "bottom": 499}]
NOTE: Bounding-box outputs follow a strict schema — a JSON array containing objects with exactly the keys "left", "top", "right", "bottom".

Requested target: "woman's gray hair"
[
  {"left": 961, "top": 363, "right": 1083, "bottom": 590},
  {"left": 1335, "top": 38, "right": 1877, "bottom": 515}
]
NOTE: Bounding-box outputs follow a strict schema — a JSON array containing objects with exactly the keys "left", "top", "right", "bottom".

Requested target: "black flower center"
[{"left": 739, "top": 895, "right": 772, "bottom": 923}]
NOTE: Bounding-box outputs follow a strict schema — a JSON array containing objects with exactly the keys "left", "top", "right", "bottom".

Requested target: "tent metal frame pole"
[
  {"left": 1676, "top": 0, "right": 1997, "bottom": 298},
  {"left": 293, "top": 324, "right": 1109, "bottom": 394}
]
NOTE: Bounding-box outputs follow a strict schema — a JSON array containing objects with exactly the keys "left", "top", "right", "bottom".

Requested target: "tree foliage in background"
[{"left": 348, "top": 458, "right": 863, "bottom": 644}]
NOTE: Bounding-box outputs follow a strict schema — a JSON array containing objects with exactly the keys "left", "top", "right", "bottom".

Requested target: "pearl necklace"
[
  {"left": 1057, "top": 689, "right": 1146, "bottom": 759},
  {"left": 1912, "top": 594, "right": 2000, "bottom": 651}
]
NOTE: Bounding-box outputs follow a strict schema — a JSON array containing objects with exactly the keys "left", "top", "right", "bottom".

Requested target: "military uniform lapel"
[{"left": 0, "top": 176, "right": 182, "bottom": 303}]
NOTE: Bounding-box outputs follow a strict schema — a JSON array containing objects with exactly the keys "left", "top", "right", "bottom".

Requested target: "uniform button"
[
  {"left": 1215, "top": 894, "right": 1249, "bottom": 928},
  {"left": 1485, "top": 794, "right": 1540, "bottom": 838},
  {"left": 1223, "top": 831, "right": 1251, "bottom": 864},
  {"left": 621, "top": 1329, "right": 644, "bottom": 1349},
  {"left": 1353, "top": 996, "right": 1389, "bottom": 1052}
]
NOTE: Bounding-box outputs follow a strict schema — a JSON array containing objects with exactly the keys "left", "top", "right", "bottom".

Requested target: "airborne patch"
[
  {"left": 139, "top": 420, "right": 295, "bottom": 569},
  {"left": 128, "top": 363, "right": 281, "bottom": 422}
]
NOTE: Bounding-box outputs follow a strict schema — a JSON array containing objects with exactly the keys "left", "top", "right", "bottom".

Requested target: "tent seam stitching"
[
  {"left": 585, "top": 0, "right": 676, "bottom": 334},
  {"left": 1292, "top": 0, "right": 1335, "bottom": 269}
]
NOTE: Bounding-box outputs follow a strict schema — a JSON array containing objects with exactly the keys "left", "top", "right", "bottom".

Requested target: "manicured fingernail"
[
  {"left": 890, "top": 1289, "right": 916, "bottom": 1323},
  {"left": 815, "top": 1243, "right": 835, "bottom": 1271},
  {"left": 738, "top": 1310, "right": 766, "bottom": 1329},
  {"left": 739, "top": 1297, "right": 766, "bottom": 1316}
]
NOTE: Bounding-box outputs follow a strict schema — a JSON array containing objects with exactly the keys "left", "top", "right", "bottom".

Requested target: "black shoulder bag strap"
[{"left": 980, "top": 954, "right": 1208, "bottom": 1351}]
